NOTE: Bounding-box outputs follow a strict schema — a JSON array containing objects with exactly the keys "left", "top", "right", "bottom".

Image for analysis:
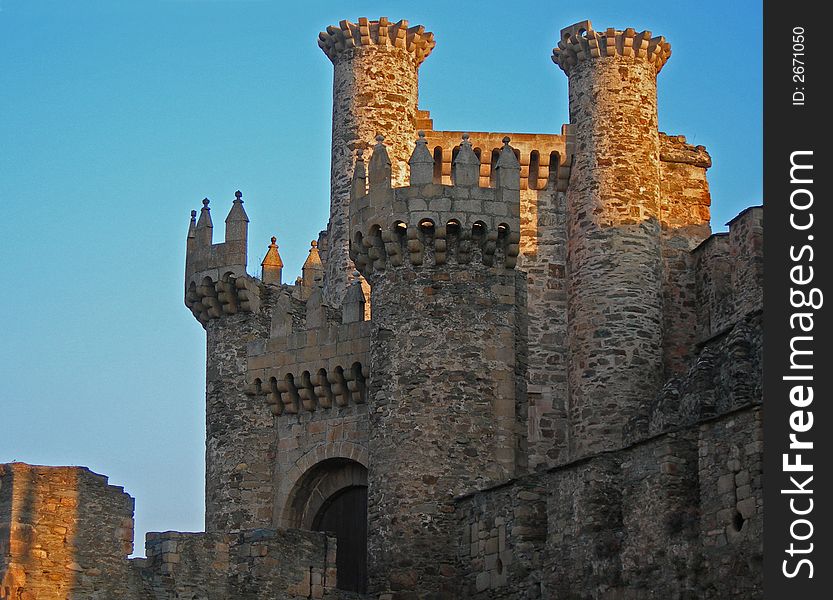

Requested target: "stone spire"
[
  {"left": 408, "top": 131, "right": 434, "bottom": 185},
  {"left": 451, "top": 133, "right": 479, "bottom": 187},
  {"left": 261, "top": 237, "right": 284, "bottom": 285},
  {"left": 195, "top": 198, "right": 212, "bottom": 246},
  {"left": 351, "top": 149, "right": 367, "bottom": 201},
  {"left": 225, "top": 190, "right": 249, "bottom": 242},
  {"left": 302, "top": 240, "right": 324, "bottom": 291},
  {"left": 368, "top": 135, "right": 392, "bottom": 200},
  {"left": 186, "top": 209, "right": 197, "bottom": 252}
]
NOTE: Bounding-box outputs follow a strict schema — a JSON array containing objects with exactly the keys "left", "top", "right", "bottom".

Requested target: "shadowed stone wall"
[
  {"left": 135, "top": 529, "right": 341, "bottom": 600},
  {"left": 351, "top": 136, "right": 527, "bottom": 597}
]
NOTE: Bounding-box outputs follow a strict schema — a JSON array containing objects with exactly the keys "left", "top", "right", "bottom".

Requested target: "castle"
[{"left": 1, "top": 17, "right": 763, "bottom": 599}]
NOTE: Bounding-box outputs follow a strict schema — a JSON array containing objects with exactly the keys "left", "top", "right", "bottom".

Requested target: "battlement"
[
  {"left": 185, "top": 270, "right": 262, "bottom": 326},
  {"left": 348, "top": 134, "right": 523, "bottom": 276},
  {"left": 185, "top": 193, "right": 249, "bottom": 283},
  {"left": 552, "top": 20, "right": 671, "bottom": 74},
  {"left": 183, "top": 192, "right": 267, "bottom": 326},
  {"left": 318, "top": 17, "right": 435, "bottom": 66},
  {"left": 419, "top": 123, "right": 574, "bottom": 191}
]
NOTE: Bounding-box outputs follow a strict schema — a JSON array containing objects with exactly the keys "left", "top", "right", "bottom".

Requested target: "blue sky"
[{"left": 0, "top": 0, "right": 761, "bottom": 556}]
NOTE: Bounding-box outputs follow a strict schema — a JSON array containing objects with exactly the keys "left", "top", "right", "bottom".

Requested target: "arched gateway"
[{"left": 282, "top": 458, "right": 368, "bottom": 593}]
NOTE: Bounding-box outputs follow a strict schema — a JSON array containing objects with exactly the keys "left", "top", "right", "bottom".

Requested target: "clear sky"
[{"left": 0, "top": 0, "right": 761, "bottom": 556}]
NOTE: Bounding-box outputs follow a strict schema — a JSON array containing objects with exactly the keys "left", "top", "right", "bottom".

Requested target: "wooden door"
[{"left": 313, "top": 485, "right": 368, "bottom": 593}]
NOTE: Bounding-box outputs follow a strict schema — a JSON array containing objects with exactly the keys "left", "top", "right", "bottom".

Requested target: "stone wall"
[
  {"left": 456, "top": 480, "right": 548, "bottom": 598},
  {"left": 695, "top": 408, "right": 764, "bottom": 598},
  {"left": 453, "top": 404, "right": 763, "bottom": 599},
  {"left": 0, "top": 463, "right": 136, "bottom": 600},
  {"left": 205, "top": 306, "right": 276, "bottom": 533},
  {"left": 135, "top": 528, "right": 341, "bottom": 599},
  {"left": 421, "top": 127, "right": 573, "bottom": 470}
]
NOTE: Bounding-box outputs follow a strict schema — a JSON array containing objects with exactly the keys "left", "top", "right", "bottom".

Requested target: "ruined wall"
[
  {"left": 0, "top": 464, "right": 136, "bottom": 600},
  {"left": 555, "top": 22, "right": 671, "bottom": 455},
  {"left": 319, "top": 18, "right": 435, "bottom": 306}
]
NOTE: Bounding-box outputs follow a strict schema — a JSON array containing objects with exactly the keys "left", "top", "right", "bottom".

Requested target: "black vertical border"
[{"left": 763, "top": 1, "right": 830, "bottom": 597}]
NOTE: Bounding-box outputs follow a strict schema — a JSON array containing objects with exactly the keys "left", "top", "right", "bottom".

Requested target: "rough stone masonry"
[{"left": 1, "top": 16, "right": 763, "bottom": 600}]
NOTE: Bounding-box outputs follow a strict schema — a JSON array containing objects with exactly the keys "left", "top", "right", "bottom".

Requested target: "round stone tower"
[
  {"left": 552, "top": 21, "right": 672, "bottom": 456},
  {"left": 318, "top": 17, "right": 435, "bottom": 307},
  {"left": 349, "top": 136, "right": 526, "bottom": 598}
]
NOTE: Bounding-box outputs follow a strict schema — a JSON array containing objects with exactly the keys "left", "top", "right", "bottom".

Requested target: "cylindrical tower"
[
  {"left": 318, "top": 17, "right": 435, "bottom": 307},
  {"left": 350, "top": 137, "right": 525, "bottom": 598},
  {"left": 552, "top": 21, "right": 672, "bottom": 456}
]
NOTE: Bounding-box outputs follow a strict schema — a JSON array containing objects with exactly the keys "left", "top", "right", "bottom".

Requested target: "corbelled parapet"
[
  {"left": 319, "top": 17, "right": 435, "bottom": 308},
  {"left": 349, "top": 134, "right": 522, "bottom": 276},
  {"left": 552, "top": 20, "right": 671, "bottom": 74},
  {"left": 244, "top": 320, "right": 371, "bottom": 416},
  {"left": 318, "top": 17, "right": 435, "bottom": 66},
  {"left": 184, "top": 193, "right": 262, "bottom": 326}
]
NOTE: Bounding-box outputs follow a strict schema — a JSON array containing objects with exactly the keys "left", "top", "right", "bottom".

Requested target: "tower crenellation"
[
  {"left": 318, "top": 17, "right": 435, "bottom": 67},
  {"left": 552, "top": 20, "right": 671, "bottom": 74}
]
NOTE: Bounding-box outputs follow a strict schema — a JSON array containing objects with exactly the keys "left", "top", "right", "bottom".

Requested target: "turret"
[
  {"left": 182, "top": 192, "right": 272, "bottom": 533},
  {"left": 350, "top": 135, "right": 526, "bottom": 597},
  {"left": 318, "top": 17, "right": 436, "bottom": 307},
  {"left": 553, "top": 21, "right": 670, "bottom": 455}
]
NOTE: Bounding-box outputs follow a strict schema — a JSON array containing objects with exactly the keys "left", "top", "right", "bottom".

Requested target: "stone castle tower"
[{"left": 1, "top": 17, "right": 763, "bottom": 600}]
